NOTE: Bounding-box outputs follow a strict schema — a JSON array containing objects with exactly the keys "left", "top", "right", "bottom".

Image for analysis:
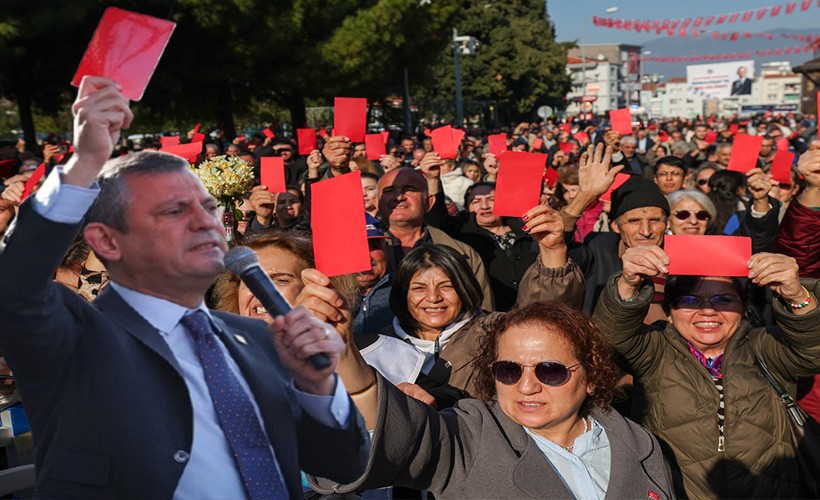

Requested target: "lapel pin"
[{"left": 234, "top": 334, "right": 248, "bottom": 345}]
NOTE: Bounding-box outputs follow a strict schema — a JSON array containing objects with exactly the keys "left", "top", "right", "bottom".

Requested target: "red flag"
[
  {"left": 786, "top": 2, "right": 797, "bottom": 14},
  {"left": 643, "top": 21, "right": 652, "bottom": 31},
  {"left": 679, "top": 28, "right": 686, "bottom": 37},
  {"left": 728, "top": 13, "right": 740, "bottom": 23},
  {"left": 633, "top": 19, "right": 642, "bottom": 32},
  {"left": 652, "top": 20, "right": 661, "bottom": 32},
  {"left": 712, "top": 31, "right": 720, "bottom": 40},
  {"left": 704, "top": 15, "right": 715, "bottom": 26},
  {"left": 802, "top": 0, "right": 812, "bottom": 10},
  {"left": 742, "top": 11, "right": 753, "bottom": 22},
  {"left": 691, "top": 29, "right": 699, "bottom": 37},
  {"left": 756, "top": 8, "right": 768, "bottom": 19},
  {"left": 681, "top": 18, "right": 691, "bottom": 29},
  {"left": 743, "top": 32, "right": 752, "bottom": 38},
  {"left": 716, "top": 14, "right": 727, "bottom": 24},
  {"left": 776, "top": 48, "right": 783, "bottom": 55},
  {"left": 614, "top": 19, "right": 623, "bottom": 28},
  {"left": 796, "top": 46, "right": 803, "bottom": 54},
  {"left": 660, "top": 19, "right": 670, "bottom": 30},
  {"left": 771, "top": 5, "right": 781, "bottom": 16},
  {"left": 623, "top": 20, "right": 632, "bottom": 30},
  {"left": 670, "top": 20, "right": 680, "bottom": 30},
  {"left": 693, "top": 17, "right": 703, "bottom": 27}
]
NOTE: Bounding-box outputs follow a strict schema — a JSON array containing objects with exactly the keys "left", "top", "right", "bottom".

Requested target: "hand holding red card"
[
  {"left": 72, "top": 7, "right": 176, "bottom": 101},
  {"left": 161, "top": 142, "right": 201, "bottom": 164},
  {"left": 311, "top": 171, "right": 371, "bottom": 276},
  {"left": 365, "top": 134, "right": 387, "bottom": 161},
  {"left": 488, "top": 134, "right": 508, "bottom": 156},
  {"left": 334, "top": 97, "right": 367, "bottom": 143},
  {"left": 297, "top": 129, "right": 317, "bottom": 155},
  {"left": 727, "top": 135, "right": 763, "bottom": 173},
  {"left": 609, "top": 108, "right": 633, "bottom": 136},
  {"left": 431, "top": 126, "right": 460, "bottom": 159},
  {"left": 543, "top": 167, "right": 559, "bottom": 189},
  {"left": 665, "top": 235, "right": 751, "bottom": 276},
  {"left": 260, "top": 157, "right": 286, "bottom": 193},
  {"left": 770, "top": 150, "right": 795, "bottom": 184},
  {"left": 20, "top": 163, "right": 46, "bottom": 202},
  {"left": 493, "top": 152, "right": 547, "bottom": 217}
]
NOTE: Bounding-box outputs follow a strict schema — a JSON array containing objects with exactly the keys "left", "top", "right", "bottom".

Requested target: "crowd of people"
[{"left": 0, "top": 77, "right": 819, "bottom": 499}]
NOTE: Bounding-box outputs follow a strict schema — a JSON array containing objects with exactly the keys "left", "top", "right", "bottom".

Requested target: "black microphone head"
[{"left": 224, "top": 246, "right": 259, "bottom": 274}]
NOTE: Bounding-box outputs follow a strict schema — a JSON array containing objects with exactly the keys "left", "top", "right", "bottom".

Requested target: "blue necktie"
[{"left": 181, "top": 310, "right": 288, "bottom": 500}]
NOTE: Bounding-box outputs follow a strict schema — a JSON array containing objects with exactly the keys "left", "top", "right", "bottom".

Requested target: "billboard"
[{"left": 686, "top": 61, "right": 755, "bottom": 99}]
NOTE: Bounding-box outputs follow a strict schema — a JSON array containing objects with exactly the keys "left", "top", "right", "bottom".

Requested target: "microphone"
[{"left": 224, "top": 246, "right": 331, "bottom": 370}]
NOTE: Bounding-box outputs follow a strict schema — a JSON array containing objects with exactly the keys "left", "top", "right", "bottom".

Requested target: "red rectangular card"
[
  {"left": 558, "top": 142, "right": 573, "bottom": 154},
  {"left": 600, "top": 173, "right": 631, "bottom": 203},
  {"left": 770, "top": 150, "right": 795, "bottom": 184},
  {"left": 532, "top": 138, "right": 544, "bottom": 150},
  {"left": 160, "top": 136, "right": 180, "bottom": 148},
  {"left": 573, "top": 132, "right": 589, "bottom": 143},
  {"left": 705, "top": 131, "right": 718, "bottom": 144},
  {"left": 776, "top": 138, "right": 789, "bottom": 153},
  {"left": 543, "top": 166, "right": 560, "bottom": 188},
  {"left": 297, "top": 128, "right": 317, "bottom": 155},
  {"left": 561, "top": 123, "right": 572, "bottom": 134},
  {"left": 488, "top": 134, "right": 508, "bottom": 156},
  {"left": 665, "top": 235, "right": 751, "bottom": 276},
  {"left": 727, "top": 134, "right": 763, "bottom": 173},
  {"left": 729, "top": 123, "right": 739, "bottom": 135},
  {"left": 609, "top": 108, "right": 633, "bottom": 135},
  {"left": 262, "top": 128, "right": 275, "bottom": 139},
  {"left": 380, "top": 131, "right": 390, "bottom": 143},
  {"left": 260, "top": 157, "right": 286, "bottom": 193},
  {"left": 193, "top": 123, "right": 201, "bottom": 133},
  {"left": 161, "top": 142, "right": 201, "bottom": 164},
  {"left": 493, "top": 152, "right": 547, "bottom": 217},
  {"left": 365, "top": 134, "right": 387, "bottom": 161},
  {"left": 21, "top": 162, "right": 46, "bottom": 202},
  {"left": 334, "top": 97, "right": 367, "bottom": 142},
  {"left": 452, "top": 128, "right": 466, "bottom": 147},
  {"left": 0, "top": 159, "right": 16, "bottom": 179},
  {"left": 311, "top": 171, "right": 371, "bottom": 276},
  {"left": 191, "top": 132, "right": 206, "bottom": 143},
  {"left": 71, "top": 7, "right": 176, "bottom": 101},
  {"left": 431, "top": 126, "right": 459, "bottom": 159}
]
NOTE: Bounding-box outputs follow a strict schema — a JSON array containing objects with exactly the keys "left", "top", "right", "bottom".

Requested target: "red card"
[
  {"left": 452, "top": 128, "right": 466, "bottom": 146},
  {"left": 488, "top": 134, "right": 508, "bottom": 156},
  {"left": 532, "top": 138, "right": 544, "bottom": 150},
  {"left": 260, "top": 157, "right": 286, "bottom": 193},
  {"left": 380, "top": 131, "right": 390, "bottom": 143},
  {"left": 318, "top": 127, "right": 328, "bottom": 138},
  {"left": 0, "top": 159, "right": 16, "bottom": 179},
  {"left": 191, "top": 132, "right": 206, "bottom": 143},
  {"left": 161, "top": 142, "right": 201, "bottom": 164},
  {"left": 665, "top": 235, "right": 751, "bottom": 276},
  {"left": 71, "top": 7, "right": 176, "bottom": 101},
  {"left": 365, "top": 134, "right": 387, "bottom": 161},
  {"left": 21, "top": 162, "right": 46, "bottom": 202},
  {"left": 558, "top": 142, "right": 573, "bottom": 154},
  {"left": 573, "top": 132, "right": 589, "bottom": 143},
  {"left": 297, "top": 128, "right": 317, "bottom": 155},
  {"left": 705, "top": 131, "right": 718, "bottom": 144},
  {"left": 600, "top": 173, "right": 631, "bottom": 203},
  {"left": 609, "top": 108, "right": 633, "bottom": 135},
  {"left": 493, "top": 152, "right": 547, "bottom": 217},
  {"left": 770, "top": 150, "right": 795, "bottom": 184},
  {"left": 262, "top": 128, "right": 275, "bottom": 139},
  {"left": 543, "top": 167, "right": 560, "bottom": 188},
  {"left": 55, "top": 145, "right": 74, "bottom": 165},
  {"left": 776, "top": 138, "right": 789, "bottom": 153},
  {"left": 236, "top": 135, "right": 245, "bottom": 143},
  {"left": 311, "top": 171, "right": 371, "bottom": 276},
  {"left": 160, "top": 136, "right": 180, "bottom": 148},
  {"left": 727, "top": 135, "right": 762, "bottom": 173},
  {"left": 193, "top": 123, "right": 201, "bottom": 133},
  {"left": 431, "top": 126, "right": 460, "bottom": 159},
  {"left": 424, "top": 128, "right": 432, "bottom": 137},
  {"left": 729, "top": 123, "right": 739, "bottom": 135},
  {"left": 561, "top": 123, "right": 571, "bottom": 134},
  {"left": 334, "top": 97, "right": 367, "bottom": 142}
]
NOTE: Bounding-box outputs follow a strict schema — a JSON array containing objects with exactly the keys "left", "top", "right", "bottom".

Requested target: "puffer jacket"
[{"left": 593, "top": 274, "right": 820, "bottom": 499}]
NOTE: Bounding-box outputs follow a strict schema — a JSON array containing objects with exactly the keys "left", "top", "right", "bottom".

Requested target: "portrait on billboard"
[{"left": 730, "top": 66, "right": 752, "bottom": 96}]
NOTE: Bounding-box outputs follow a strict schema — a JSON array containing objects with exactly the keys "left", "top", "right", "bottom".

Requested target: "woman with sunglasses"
[
  {"left": 311, "top": 300, "right": 673, "bottom": 498},
  {"left": 594, "top": 244, "right": 820, "bottom": 498},
  {"left": 666, "top": 189, "right": 716, "bottom": 236}
]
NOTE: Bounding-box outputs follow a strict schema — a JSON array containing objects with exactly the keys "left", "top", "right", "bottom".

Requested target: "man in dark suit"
[
  {"left": 0, "top": 76, "right": 369, "bottom": 497},
  {"left": 730, "top": 66, "right": 752, "bottom": 96}
]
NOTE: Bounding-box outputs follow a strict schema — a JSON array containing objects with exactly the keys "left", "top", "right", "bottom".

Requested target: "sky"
[{"left": 547, "top": 0, "right": 820, "bottom": 45}]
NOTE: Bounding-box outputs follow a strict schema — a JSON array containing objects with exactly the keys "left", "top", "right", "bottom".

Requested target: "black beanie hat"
[{"left": 609, "top": 176, "right": 670, "bottom": 221}]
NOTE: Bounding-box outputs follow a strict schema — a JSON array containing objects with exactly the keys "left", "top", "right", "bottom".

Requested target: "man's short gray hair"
[
  {"left": 621, "top": 136, "right": 637, "bottom": 146},
  {"left": 84, "top": 151, "right": 191, "bottom": 232}
]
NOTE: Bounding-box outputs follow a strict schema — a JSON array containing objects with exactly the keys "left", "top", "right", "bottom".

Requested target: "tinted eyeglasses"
[
  {"left": 272, "top": 148, "right": 292, "bottom": 156},
  {"left": 672, "top": 294, "right": 741, "bottom": 311},
  {"left": 697, "top": 178, "right": 710, "bottom": 186},
  {"left": 490, "top": 360, "right": 581, "bottom": 387},
  {"left": 673, "top": 210, "right": 711, "bottom": 221}
]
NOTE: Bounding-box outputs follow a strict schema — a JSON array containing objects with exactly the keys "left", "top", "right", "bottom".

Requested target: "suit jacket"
[
  {"left": 0, "top": 202, "right": 369, "bottom": 498},
  {"left": 312, "top": 374, "right": 675, "bottom": 499},
  {"left": 731, "top": 78, "right": 752, "bottom": 96}
]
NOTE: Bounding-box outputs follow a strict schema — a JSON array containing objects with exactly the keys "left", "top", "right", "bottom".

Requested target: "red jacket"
[{"left": 774, "top": 199, "right": 820, "bottom": 279}]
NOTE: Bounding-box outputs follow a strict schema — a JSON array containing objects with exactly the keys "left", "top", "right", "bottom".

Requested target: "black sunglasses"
[
  {"left": 673, "top": 210, "right": 710, "bottom": 221},
  {"left": 673, "top": 294, "right": 741, "bottom": 311},
  {"left": 697, "top": 178, "right": 710, "bottom": 186},
  {"left": 490, "top": 360, "right": 581, "bottom": 387}
]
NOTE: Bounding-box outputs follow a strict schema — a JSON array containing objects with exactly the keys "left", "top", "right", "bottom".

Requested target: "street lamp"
[
  {"left": 453, "top": 28, "right": 478, "bottom": 128},
  {"left": 581, "top": 6, "right": 619, "bottom": 113}
]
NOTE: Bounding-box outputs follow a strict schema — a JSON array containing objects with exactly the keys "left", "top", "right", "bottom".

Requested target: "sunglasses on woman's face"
[
  {"left": 490, "top": 360, "right": 581, "bottom": 387},
  {"left": 697, "top": 178, "right": 709, "bottom": 186},
  {"left": 673, "top": 210, "right": 711, "bottom": 221}
]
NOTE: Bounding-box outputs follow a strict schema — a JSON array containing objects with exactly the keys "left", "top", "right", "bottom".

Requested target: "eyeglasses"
[
  {"left": 490, "top": 360, "right": 581, "bottom": 387},
  {"left": 697, "top": 178, "right": 710, "bottom": 186},
  {"left": 672, "top": 294, "right": 741, "bottom": 311},
  {"left": 656, "top": 171, "right": 684, "bottom": 179},
  {"left": 672, "top": 210, "right": 711, "bottom": 221},
  {"left": 272, "top": 149, "right": 291, "bottom": 156}
]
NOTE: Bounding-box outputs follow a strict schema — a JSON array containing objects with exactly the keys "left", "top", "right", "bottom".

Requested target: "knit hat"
[{"left": 609, "top": 176, "right": 670, "bottom": 221}]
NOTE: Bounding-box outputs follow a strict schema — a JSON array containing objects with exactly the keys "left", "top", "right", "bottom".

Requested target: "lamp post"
[
  {"left": 581, "top": 6, "right": 619, "bottom": 110},
  {"left": 453, "top": 29, "right": 478, "bottom": 128}
]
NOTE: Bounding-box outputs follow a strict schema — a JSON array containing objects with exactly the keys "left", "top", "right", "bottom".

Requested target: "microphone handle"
[{"left": 241, "top": 265, "right": 331, "bottom": 370}]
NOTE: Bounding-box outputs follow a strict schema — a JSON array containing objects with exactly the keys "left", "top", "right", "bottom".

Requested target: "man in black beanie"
[{"left": 569, "top": 175, "right": 670, "bottom": 313}]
